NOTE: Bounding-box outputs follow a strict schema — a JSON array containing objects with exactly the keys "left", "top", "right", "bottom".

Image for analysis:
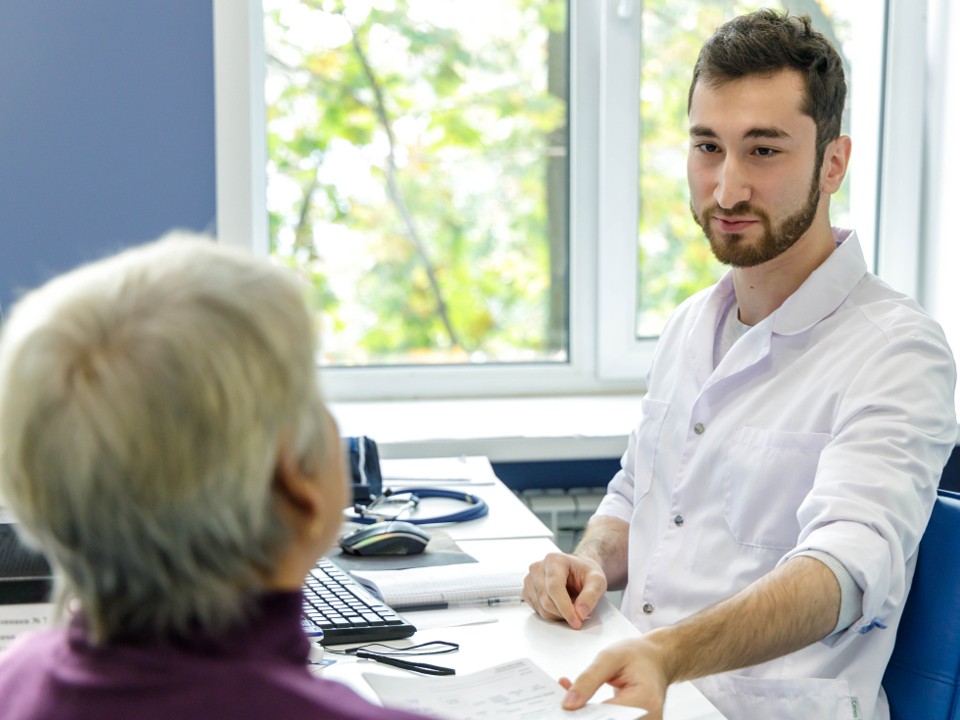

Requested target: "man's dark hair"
[{"left": 688, "top": 9, "right": 847, "bottom": 163}]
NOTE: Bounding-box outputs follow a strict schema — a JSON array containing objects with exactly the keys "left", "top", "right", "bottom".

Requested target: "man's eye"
[
  {"left": 754, "top": 147, "right": 779, "bottom": 157},
  {"left": 696, "top": 143, "right": 719, "bottom": 153}
]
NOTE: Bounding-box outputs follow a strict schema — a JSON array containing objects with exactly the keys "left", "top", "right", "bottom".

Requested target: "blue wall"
[
  {"left": 493, "top": 458, "right": 619, "bottom": 492},
  {"left": 0, "top": 1, "right": 216, "bottom": 312}
]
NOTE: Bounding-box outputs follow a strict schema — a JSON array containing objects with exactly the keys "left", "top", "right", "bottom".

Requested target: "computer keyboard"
[{"left": 302, "top": 557, "right": 416, "bottom": 645}]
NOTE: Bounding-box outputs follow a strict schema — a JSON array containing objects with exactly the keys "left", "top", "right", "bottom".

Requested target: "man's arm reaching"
[{"left": 561, "top": 555, "right": 841, "bottom": 718}]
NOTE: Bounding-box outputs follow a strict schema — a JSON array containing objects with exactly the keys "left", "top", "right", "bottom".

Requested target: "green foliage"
[
  {"left": 265, "top": 0, "right": 853, "bottom": 364},
  {"left": 266, "top": 0, "right": 567, "bottom": 365},
  {"left": 635, "top": 0, "right": 853, "bottom": 335}
]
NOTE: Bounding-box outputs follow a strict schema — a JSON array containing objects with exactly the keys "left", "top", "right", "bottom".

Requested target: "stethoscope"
[{"left": 348, "top": 487, "right": 489, "bottom": 525}]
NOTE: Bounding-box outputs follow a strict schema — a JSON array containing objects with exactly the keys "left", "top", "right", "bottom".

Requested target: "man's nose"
[{"left": 714, "top": 157, "right": 751, "bottom": 209}]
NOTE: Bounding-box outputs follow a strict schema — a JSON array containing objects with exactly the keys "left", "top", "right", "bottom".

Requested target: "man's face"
[{"left": 687, "top": 69, "right": 824, "bottom": 268}]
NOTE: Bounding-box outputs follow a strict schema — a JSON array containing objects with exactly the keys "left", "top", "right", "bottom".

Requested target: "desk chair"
[{"left": 883, "top": 489, "right": 960, "bottom": 719}]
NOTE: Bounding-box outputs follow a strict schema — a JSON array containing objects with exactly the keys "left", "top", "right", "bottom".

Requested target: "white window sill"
[{"left": 330, "top": 394, "right": 642, "bottom": 463}]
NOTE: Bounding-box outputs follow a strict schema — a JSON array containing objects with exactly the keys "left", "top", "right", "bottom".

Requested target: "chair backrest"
[{"left": 883, "top": 489, "right": 960, "bottom": 719}]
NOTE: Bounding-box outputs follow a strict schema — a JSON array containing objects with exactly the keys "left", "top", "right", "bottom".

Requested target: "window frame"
[
  {"left": 213, "top": 0, "right": 928, "bottom": 402},
  {"left": 213, "top": 0, "right": 269, "bottom": 258},
  {"left": 876, "top": 0, "right": 926, "bottom": 299},
  {"left": 594, "top": 0, "right": 653, "bottom": 380}
]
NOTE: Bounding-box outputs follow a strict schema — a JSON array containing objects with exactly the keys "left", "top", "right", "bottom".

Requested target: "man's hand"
[
  {"left": 559, "top": 636, "right": 670, "bottom": 720},
  {"left": 522, "top": 552, "right": 608, "bottom": 629},
  {"left": 523, "top": 516, "right": 629, "bottom": 628},
  {"left": 557, "top": 556, "right": 841, "bottom": 716}
]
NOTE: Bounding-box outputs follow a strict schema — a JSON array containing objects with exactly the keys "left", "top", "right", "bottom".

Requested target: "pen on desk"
[{"left": 397, "top": 597, "right": 524, "bottom": 612}]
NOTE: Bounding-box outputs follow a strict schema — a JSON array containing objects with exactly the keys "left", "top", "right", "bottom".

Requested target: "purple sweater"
[{"left": 0, "top": 592, "right": 431, "bottom": 720}]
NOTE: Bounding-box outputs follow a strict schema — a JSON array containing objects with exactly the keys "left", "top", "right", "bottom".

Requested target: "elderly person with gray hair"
[{"left": 0, "top": 235, "right": 431, "bottom": 720}]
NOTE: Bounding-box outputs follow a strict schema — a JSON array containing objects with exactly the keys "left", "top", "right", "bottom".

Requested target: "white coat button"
[
  {"left": 642, "top": 602, "right": 654, "bottom": 614},
  {"left": 674, "top": 514, "right": 684, "bottom": 526},
  {"left": 693, "top": 423, "right": 705, "bottom": 435}
]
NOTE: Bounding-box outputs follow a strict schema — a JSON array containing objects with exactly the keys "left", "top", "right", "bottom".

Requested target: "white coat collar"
[
  {"left": 770, "top": 228, "right": 867, "bottom": 336},
  {"left": 704, "top": 227, "right": 866, "bottom": 336},
  {"left": 686, "top": 228, "right": 867, "bottom": 385}
]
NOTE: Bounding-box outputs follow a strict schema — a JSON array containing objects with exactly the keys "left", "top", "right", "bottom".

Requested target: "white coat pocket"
[
  {"left": 627, "top": 397, "right": 671, "bottom": 504},
  {"left": 721, "top": 426, "right": 832, "bottom": 550},
  {"left": 697, "top": 673, "right": 859, "bottom": 720}
]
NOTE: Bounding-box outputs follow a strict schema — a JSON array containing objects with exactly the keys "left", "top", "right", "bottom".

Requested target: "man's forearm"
[
  {"left": 649, "top": 556, "right": 841, "bottom": 683},
  {"left": 574, "top": 515, "right": 630, "bottom": 591}
]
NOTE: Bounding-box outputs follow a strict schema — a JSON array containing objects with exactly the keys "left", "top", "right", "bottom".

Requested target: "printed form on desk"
[
  {"left": 364, "top": 657, "right": 645, "bottom": 720},
  {"left": 0, "top": 603, "right": 52, "bottom": 652}
]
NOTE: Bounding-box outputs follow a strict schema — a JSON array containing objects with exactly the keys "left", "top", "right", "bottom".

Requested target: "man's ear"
[
  {"left": 820, "top": 135, "right": 852, "bottom": 195},
  {"left": 273, "top": 445, "right": 325, "bottom": 538}
]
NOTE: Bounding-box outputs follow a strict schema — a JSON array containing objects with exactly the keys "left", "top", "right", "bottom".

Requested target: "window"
[
  {"left": 263, "top": 0, "right": 569, "bottom": 369},
  {"left": 214, "top": 0, "right": 912, "bottom": 400},
  {"left": 632, "top": 2, "right": 878, "bottom": 338},
  {"left": 596, "top": 0, "right": 888, "bottom": 377},
  {"left": 923, "top": 0, "right": 960, "bottom": 411}
]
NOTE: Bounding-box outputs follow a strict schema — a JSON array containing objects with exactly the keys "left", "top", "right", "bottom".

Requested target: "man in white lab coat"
[{"left": 523, "top": 10, "right": 957, "bottom": 720}]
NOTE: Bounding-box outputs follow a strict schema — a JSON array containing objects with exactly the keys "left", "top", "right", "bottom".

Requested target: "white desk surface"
[
  {"left": 322, "top": 536, "right": 723, "bottom": 719},
  {"left": 350, "top": 456, "right": 555, "bottom": 541}
]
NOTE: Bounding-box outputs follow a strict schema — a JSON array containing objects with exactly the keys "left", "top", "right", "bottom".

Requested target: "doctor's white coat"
[{"left": 597, "top": 229, "right": 958, "bottom": 720}]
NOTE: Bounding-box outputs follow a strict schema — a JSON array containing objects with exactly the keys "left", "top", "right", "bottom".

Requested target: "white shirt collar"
[{"left": 705, "top": 227, "right": 867, "bottom": 337}]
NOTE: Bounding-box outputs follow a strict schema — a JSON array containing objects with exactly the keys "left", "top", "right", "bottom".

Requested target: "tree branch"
[{"left": 346, "top": 21, "right": 463, "bottom": 351}]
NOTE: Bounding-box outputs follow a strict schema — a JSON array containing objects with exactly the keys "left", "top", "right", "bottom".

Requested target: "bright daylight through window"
[
  {"left": 264, "top": 0, "right": 569, "bottom": 368},
  {"left": 634, "top": 1, "right": 871, "bottom": 337},
  {"left": 263, "top": 0, "right": 883, "bottom": 383}
]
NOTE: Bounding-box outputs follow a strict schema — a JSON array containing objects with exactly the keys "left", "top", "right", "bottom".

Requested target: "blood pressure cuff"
[{"left": 347, "top": 435, "right": 382, "bottom": 506}]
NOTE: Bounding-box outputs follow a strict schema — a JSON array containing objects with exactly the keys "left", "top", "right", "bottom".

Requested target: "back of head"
[
  {"left": 689, "top": 9, "right": 847, "bottom": 161},
  {"left": 0, "top": 234, "right": 326, "bottom": 643}
]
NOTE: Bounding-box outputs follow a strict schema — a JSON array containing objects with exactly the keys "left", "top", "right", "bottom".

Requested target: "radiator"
[{"left": 516, "top": 488, "right": 606, "bottom": 553}]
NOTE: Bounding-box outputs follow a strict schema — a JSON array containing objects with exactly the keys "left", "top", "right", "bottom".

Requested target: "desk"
[
  {"left": 369, "top": 456, "right": 555, "bottom": 541},
  {"left": 326, "top": 458, "right": 724, "bottom": 719}
]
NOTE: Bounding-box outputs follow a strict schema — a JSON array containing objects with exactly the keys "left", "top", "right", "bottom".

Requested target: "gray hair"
[{"left": 0, "top": 233, "right": 327, "bottom": 643}]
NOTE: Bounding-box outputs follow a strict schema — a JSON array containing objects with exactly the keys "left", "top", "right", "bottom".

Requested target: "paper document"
[
  {"left": 364, "top": 657, "right": 645, "bottom": 720},
  {"left": 350, "top": 563, "right": 525, "bottom": 610},
  {"left": 381, "top": 456, "right": 494, "bottom": 485},
  {"left": 0, "top": 603, "right": 52, "bottom": 653}
]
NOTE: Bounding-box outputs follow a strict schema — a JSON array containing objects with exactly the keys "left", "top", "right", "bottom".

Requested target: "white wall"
[{"left": 924, "top": 0, "right": 960, "bottom": 413}]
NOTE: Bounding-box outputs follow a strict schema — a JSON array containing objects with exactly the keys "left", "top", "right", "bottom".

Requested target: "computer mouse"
[{"left": 338, "top": 520, "right": 431, "bottom": 556}]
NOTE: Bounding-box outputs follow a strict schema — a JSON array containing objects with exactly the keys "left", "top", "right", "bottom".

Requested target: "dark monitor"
[
  {"left": 0, "top": 525, "right": 52, "bottom": 605},
  {"left": 0, "top": 331, "right": 54, "bottom": 604}
]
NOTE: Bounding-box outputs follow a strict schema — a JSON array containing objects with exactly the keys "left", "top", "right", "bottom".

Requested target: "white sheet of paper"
[
  {"left": 0, "top": 603, "right": 52, "bottom": 653},
  {"left": 380, "top": 457, "right": 476, "bottom": 483},
  {"left": 363, "top": 657, "right": 645, "bottom": 720},
  {"left": 380, "top": 456, "right": 494, "bottom": 485}
]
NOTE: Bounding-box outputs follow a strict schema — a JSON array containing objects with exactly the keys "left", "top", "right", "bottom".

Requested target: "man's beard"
[{"left": 690, "top": 170, "right": 822, "bottom": 268}]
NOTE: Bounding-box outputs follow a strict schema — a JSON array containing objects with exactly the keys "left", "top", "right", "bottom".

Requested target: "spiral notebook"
[{"left": 350, "top": 564, "right": 525, "bottom": 611}]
